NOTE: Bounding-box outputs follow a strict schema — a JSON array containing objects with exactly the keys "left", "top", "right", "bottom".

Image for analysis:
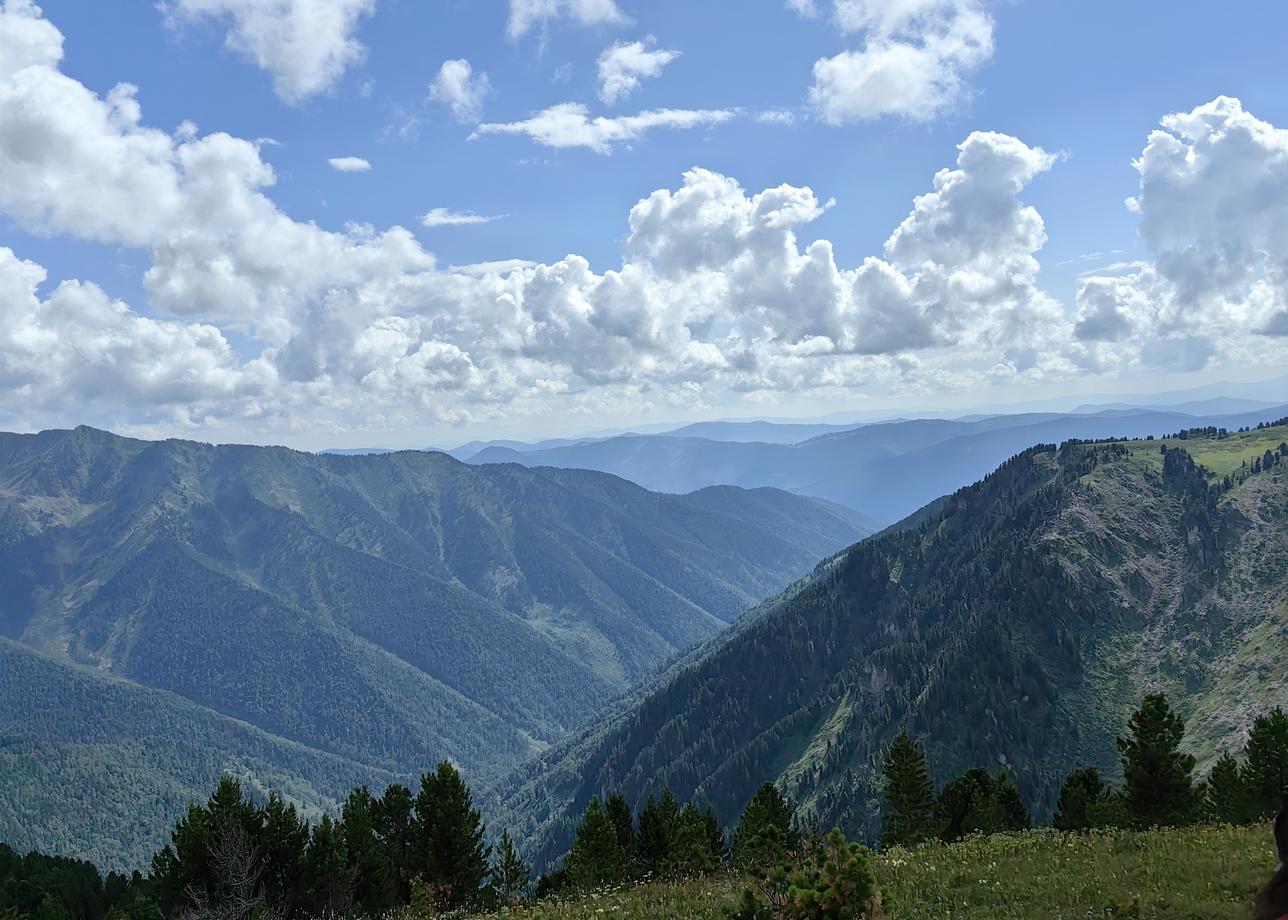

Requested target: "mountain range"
[
  {"left": 0, "top": 426, "right": 867, "bottom": 869},
  {"left": 487, "top": 421, "right": 1288, "bottom": 868},
  {"left": 462, "top": 405, "right": 1288, "bottom": 523}
]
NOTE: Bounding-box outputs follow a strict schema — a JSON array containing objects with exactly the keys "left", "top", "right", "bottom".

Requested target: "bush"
[{"left": 729, "top": 828, "right": 880, "bottom": 920}]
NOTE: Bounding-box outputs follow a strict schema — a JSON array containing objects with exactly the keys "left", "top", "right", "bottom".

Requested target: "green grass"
[
  {"left": 472, "top": 825, "right": 1277, "bottom": 919},
  {"left": 1130, "top": 424, "right": 1288, "bottom": 478}
]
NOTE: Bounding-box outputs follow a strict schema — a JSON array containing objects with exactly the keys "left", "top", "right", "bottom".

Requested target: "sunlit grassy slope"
[{"left": 470, "top": 825, "right": 1275, "bottom": 920}]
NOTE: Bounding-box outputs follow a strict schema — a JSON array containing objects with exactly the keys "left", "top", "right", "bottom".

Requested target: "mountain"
[
  {"left": 0, "top": 426, "right": 869, "bottom": 868},
  {"left": 487, "top": 421, "right": 1288, "bottom": 868},
  {"left": 466, "top": 406, "right": 1288, "bottom": 523}
]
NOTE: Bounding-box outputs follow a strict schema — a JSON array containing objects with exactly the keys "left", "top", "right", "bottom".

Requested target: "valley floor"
[{"left": 473, "top": 825, "right": 1275, "bottom": 919}]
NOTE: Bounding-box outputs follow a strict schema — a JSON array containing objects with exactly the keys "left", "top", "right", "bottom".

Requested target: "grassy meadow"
[{"left": 469, "top": 824, "right": 1276, "bottom": 920}]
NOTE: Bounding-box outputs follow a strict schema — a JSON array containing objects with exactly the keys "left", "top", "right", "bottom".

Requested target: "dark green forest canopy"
[
  {"left": 489, "top": 426, "right": 1288, "bottom": 869},
  {"left": 0, "top": 426, "right": 868, "bottom": 870}
]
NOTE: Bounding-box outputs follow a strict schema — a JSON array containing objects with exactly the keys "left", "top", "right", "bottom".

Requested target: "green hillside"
[
  {"left": 488, "top": 424, "right": 1288, "bottom": 868},
  {"left": 0, "top": 427, "right": 868, "bottom": 869},
  {"left": 464, "top": 825, "right": 1276, "bottom": 920}
]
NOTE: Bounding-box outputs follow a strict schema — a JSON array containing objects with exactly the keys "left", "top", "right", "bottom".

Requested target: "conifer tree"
[
  {"left": 879, "top": 729, "right": 937, "bottom": 847},
  {"left": 567, "top": 797, "right": 626, "bottom": 889},
  {"left": 1053, "top": 767, "right": 1105, "bottom": 831},
  {"left": 491, "top": 830, "right": 531, "bottom": 904},
  {"left": 1207, "top": 752, "right": 1249, "bottom": 824},
  {"left": 342, "top": 786, "right": 397, "bottom": 914},
  {"left": 732, "top": 783, "right": 796, "bottom": 869},
  {"left": 412, "top": 762, "right": 492, "bottom": 910},
  {"left": 304, "top": 814, "right": 353, "bottom": 917},
  {"left": 1118, "top": 694, "right": 1198, "bottom": 827},
  {"left": 375, "top": 783, "right": 415, "bottom": 900},
  {"left": 605, "top": 793, "right": 636, "bottom": 862},
  {"left": 1244, "top": 707, "right": 1288, "bottom": 819},
  {"left": 637, "top": 791, "right": 680, "bottom": 869}
]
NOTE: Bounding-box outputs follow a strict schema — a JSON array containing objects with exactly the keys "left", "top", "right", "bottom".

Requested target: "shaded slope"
[{"left": 489, "top": 425, "right": 1288, "bottom": 868}]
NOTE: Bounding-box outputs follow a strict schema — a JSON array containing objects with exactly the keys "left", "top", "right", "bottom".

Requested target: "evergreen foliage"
[
  {"left": 733, "top": 785, "right": 797, "bottom": 870},
  {"left": 879, "top": 730, "right": 936, "bottom": 848},
  {"left": 1244, "top": 707, "right": 1288, "bottom": 820},
  {"left": 1117, "top": 695, "right": 1199, "bottom": 828},
  {"left": 566, "top": 798, "right": 627, "bottom": 890},
  {"left": 411, "top": 762, "right": 491, "bottom": 911},
  {"left": 729, "top": 828, "right": 877, "bottom": 920},
  {"left": 1206, "top": 753, "right": 1249, "bottom": 825},
  {"left": 491, "top": 831, "right": 531, "bottom": 905},
  {"left": 1052, "top": 768, "right": 1106, "bottom": 832},
  {"left": 934, "top": 769, "right": 1030, "bottom": 842}
]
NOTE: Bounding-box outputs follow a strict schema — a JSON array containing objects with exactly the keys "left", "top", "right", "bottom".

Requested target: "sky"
[{"left": 0, "top": 0, "right": 1286, "bottom": 449}]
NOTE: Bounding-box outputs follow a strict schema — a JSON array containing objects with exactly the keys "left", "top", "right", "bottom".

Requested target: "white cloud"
[
  {"left": 506, "top": 0, "right": 628, "bottom": 40},
  {"left": 472, "top": 103, "right": 736, "bottom": 154},
  {"left": 597, "top": 38, "right": 679, "bottom": 106},
  {"left": 422, "top": 208, "right": 505, "bottom": 228},
  {"left": 805, "top": 0, "right": 994, "bottom": 123},
  {"left": 428, "top": 58, "right": 491, "bottom": 123},
  {"left": 0, "top": 3, "right": 1285, "bottom": 437},
  {"left": 162, "top": 0, "right": 375, "bottom": 103},
  {"left": 329, "top": 156, "right": 371, "bottom": 172},
  {"left": 1070, "top": 96, "right": 1288, "bottom": 372}
]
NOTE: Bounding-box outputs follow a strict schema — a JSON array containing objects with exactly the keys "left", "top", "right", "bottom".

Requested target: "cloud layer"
[
  {"left": 163, "top": 0, "right": 375, "bottom": 102},
  {"left": 0, "top": 2, "right": 1284, "bottom": 439},
  {"left": 798, "top": 0, "right": 995, "bottom": 122}
]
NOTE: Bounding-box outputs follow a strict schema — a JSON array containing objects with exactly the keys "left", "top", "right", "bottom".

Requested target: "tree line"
[
  {"left": 880, "top": 694, "right": 1288, "bottom": 846},
  {"left": 7, "top": 690, "right": 1285, "bottom": 919}
]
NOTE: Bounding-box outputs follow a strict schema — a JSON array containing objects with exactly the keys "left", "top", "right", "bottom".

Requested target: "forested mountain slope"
[
  {"left": 467, "top": 406, "right": 1288, "bottom": 523},
  {"left": 0, "top": 426, "right": 868, "bottom": 867},
  {"left": 489, "top": 424, "right": 1288, "bottom": 868}
]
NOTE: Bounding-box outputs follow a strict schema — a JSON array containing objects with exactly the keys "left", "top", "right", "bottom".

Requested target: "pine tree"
[
  {"left": 1118, "top": 694, "right": 1199, "bottom": 828},
  {"left": 732, "top": 783, "right": 796, "bottom": 870},
  {"left": 637, "top": 791, "right": 680, "bottom": 869},
  {"left": 491, "top": 830, "right": 531, "bottom": 904},
  {"left": 1206, "top": 752, "right": 1249, "bottom": 824},
  {"left": 605, "top": 793, "right": 636, "bottom": 862},
  {"left": 566, "top": 797, "right": 626, "bottom": 889},
  {"left": 1053, "top": 767, "right": 1105, "bottom": 831},
  {"left": 375, "top": 783, "right": 415, "bottom": 900},
  {"left": 259, "top": 793, "right": 308, "bottom": 913},
  {"left": 1244, "top": 707, "right": 1288, "bottom": 819},
  {"left": 304, "top": 814, "right": 353, "bottom": 917},
  {"left": 342, "top": 786, "right": 398, "bottom": 914},
  {"left": 671, "top": 802, "right": 720, "bottom": 876},
  {"left": 879, "top": 729, "right": 937, "bottom": 848},
  {"left": 412, "top": 762, "right": 492, "bottom": 910}
]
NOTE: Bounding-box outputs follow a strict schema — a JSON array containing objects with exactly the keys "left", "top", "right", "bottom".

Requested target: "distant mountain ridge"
[
  {"left": 0, "top": 426, "right": 869, "bottom": 869},
  {"left": 463, "top": 405, "right": 1288, "bottom": 522},
  {"left": 488, "top": 422, "right": 1288, "bottom": 868}
]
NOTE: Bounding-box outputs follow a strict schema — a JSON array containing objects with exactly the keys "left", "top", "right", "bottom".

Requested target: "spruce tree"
[
  {"left": 1053, "top": 767, "right": 1105, "bottom": 831},
  {"left": 1244, "top": 707, "right": 1288, "bottom": 819},
  {"left": 1206, "top": 752, "right": 1249, "bottom": 824},
  {"left": 412, "top": 762, "right": 492, "bottom": 910},
  {"left": 491, "top": 830, "right": 531, "bottom": 904},
  {"left": 1118, "top": 694, "right": 1198, "bottom": 827},
  {"left": 567, "top": 797, "right": 626, "bottom": 889},
  {"left": 732, "top": 783, "right": 795, "bottom": 870},
  {"left": 304, "top": 814, "right": 353, "bottom": 917},
  {"left": 342, "top": 786, "right": 397, "bottom": 914},
  {"left": 879, "top": 729, "right": 937, "bottom": 848},
  {"left": 637, "top": 792, "right": 679, "bottom": 869},
  {"left": 605, "top": 793, "right": 636, "bottom": 863}
]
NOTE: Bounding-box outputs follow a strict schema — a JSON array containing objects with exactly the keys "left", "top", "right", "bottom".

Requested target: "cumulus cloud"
[
  {"left": 472, "top": 103, "right": 736, "bottom": 153},
  {"left": 506, "top": 0, "right": 628, "bottom": 40},
  {"left": 428, "top": 59, "right": 491, "bottom": 123},
  {"left": 422, "top": 209, "right": 504, "bottom": 228},
  {"left": 803, "top": 0, "right": 994, "bottom": 123},
  {"left": 1071, "top": 97, "right": 1288, "bottom": 373},
  {"left": 597, "top": 38, "right": 679, "bottom": 105},
  {"left": 1, "top": 3, "right": 1285, "bottom": 437},
  {"left": 329, "top": 156, "right": 370, "bottom": 172},
  {"left": 162, "top": 0, "right": 375, "bottom": 103}
]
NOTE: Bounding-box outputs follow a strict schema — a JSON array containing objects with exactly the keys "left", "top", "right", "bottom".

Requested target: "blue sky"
[{"left": 1, "top": 0, "right": 1286, "bottom": 448}]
